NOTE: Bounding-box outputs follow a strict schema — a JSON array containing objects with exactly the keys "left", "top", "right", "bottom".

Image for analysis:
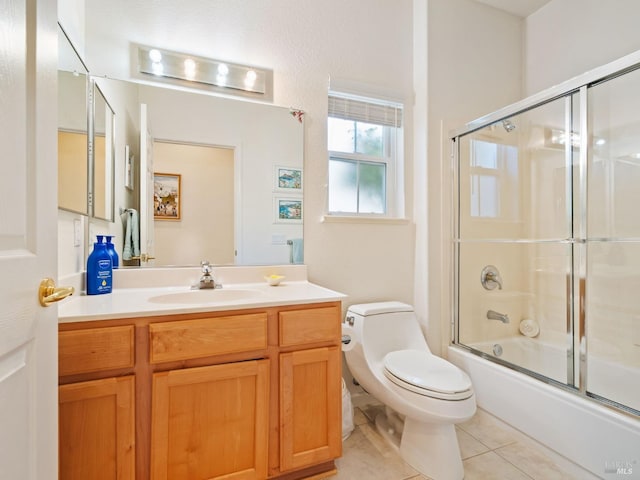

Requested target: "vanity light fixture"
[{"left": 137, "top": 45, "right": 272, "bottom": 99}]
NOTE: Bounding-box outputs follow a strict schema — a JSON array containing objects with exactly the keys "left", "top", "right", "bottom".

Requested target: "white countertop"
[{"left": 58, "top": 278, "right": 346, "bottom": 323}]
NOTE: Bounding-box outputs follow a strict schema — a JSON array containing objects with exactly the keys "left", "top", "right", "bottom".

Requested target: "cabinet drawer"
[
  {"left": 149, "top": 313, "right": 268, "bottom": 364},
  {"left": 59, "top": 325, "right": 135, "bottom": 376},
  {"left": 279, "top": 305, "right": 340, "bottom": 347}
]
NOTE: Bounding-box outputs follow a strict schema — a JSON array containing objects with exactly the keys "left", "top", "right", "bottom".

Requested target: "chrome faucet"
[
  {"left": 197, "top": 260, "right": 220, "bottom": 289},
  {"left": 487, "top": 309, "right": 510, "bottom": 324}
]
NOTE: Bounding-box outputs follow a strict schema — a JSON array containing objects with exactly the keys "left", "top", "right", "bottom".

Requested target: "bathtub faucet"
[{"left": 487, "top": 309, "right": 510, "bottom": 324}]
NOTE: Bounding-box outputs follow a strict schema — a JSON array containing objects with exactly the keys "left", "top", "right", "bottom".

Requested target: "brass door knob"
[{"left": 39, "top": 278, "right": 75, "bottom": 307}]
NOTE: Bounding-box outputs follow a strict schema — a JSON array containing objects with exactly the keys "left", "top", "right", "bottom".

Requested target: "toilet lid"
[{"left": 383, "top": 350, "right": 472, "bottom": 395}]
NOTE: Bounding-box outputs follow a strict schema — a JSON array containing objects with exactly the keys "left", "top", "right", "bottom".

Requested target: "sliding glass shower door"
[
  {"left": 586, "top": 68, "right": 640, "bottom": 412},
  {"left": 453, "top": 56, "right": 640, "bottom": 416},
  {"left": 455, "top": 93, "right": 580, "bottom": 386}
]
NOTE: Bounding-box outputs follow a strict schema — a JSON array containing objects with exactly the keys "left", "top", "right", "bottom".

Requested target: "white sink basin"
[{"left": 148, "top": 288, "right": 263, "bottom": 305}]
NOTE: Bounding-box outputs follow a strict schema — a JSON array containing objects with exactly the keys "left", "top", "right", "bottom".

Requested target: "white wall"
[
  {"left": 58, "top": 0, "right": 85, "bottom": 57},
  {"left": 525, "top": 0, "right": 640, "bottom": 95},
  {"left": 425, "top": 0, "right": 524, "bottom": 354}
]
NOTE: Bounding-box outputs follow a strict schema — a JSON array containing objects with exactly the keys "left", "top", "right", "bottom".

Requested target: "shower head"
[{"left": 502, "top": 119, "right": 516, "bottom": 133}]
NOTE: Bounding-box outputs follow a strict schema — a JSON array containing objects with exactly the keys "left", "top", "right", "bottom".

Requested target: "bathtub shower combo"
[{"left": 449, "top": 51, "right": 640, "bottom": 477}]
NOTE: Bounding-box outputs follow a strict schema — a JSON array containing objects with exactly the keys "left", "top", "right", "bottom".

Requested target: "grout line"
[{"left": 494, "top": 453, "right": 537, "bottom": 480}]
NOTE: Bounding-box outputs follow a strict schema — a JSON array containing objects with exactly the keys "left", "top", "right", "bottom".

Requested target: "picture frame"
[
  {"left": 274, "top": 165, "right": 303, "bottom": 192},
  {"left": 154, "top": 172, "right": 181, "bottom": 220},
  {"left": 124, "top": 145, "right": 134, "bottom": 190},
  {"left": 274, "top": 196, "right": 303, "bottom": 223}
]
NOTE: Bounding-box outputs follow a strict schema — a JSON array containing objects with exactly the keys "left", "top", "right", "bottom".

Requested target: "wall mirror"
[
  {"left": 89, "top": 80, "right": 115, "bottom": 221},
  {"left": 95, "top": 77, "right": 304, "bottom": 266},
  {"left": 57, "top": 24, "right": 89, "bottom": 215}
]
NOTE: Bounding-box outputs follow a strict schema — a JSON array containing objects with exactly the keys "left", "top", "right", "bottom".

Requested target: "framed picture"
[
  {"left": 274, "top": 196, "right": 302, "bottom": 223},
  {"left": 124, "top": 145, "right": 134, "bottom": 190},
  {"left": 274, "top": 165, "right": 303, "bottom": 192},
  {"left": 154, "top": 173, "right": 181, "bottom": 220}
]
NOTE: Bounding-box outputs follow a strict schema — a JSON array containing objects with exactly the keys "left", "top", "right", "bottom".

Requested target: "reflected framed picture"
[
  {"left": 274, "top": 165, "right": 303, "bottom": 192},
  {"left": 154, "top": 173, "right": 181, "bottom": 220},
  {"left": 274, "top": 196, "right": 302, "bottom": 223}
]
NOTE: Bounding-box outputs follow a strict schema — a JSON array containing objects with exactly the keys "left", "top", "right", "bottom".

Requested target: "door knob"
[{"left": 39, "top": 278, "right": 75, "bottom": 306}]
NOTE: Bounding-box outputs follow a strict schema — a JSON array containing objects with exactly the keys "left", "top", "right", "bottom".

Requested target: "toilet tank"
[{"left": 346, "top": 302, "right": 430, "bottom": 358}]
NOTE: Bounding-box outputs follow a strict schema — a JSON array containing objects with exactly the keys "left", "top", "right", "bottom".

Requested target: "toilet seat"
[{"left": 383, "top": 350, "right": 473, "bottom": 401}]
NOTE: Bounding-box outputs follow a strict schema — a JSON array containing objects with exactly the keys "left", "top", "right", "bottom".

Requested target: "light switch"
[{"left": 272, "top": 234, "right": 286, "bottom": 245}]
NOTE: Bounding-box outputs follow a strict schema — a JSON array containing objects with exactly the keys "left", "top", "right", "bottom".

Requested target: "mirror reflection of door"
[{"left": 153, "top": 141, "right": 235, "bottom": 265}]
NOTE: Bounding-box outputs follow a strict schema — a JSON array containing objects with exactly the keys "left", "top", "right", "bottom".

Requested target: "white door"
[
  {"left": 0, "top": 1, "right": 59, "bottom": 479},
  {"left": 139, "top": 103, "right": 156, "bottom": 266}
]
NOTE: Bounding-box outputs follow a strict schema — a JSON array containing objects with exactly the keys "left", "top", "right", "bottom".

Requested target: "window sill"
[{"left": 321, "top": 215, "right": 410, "bottom": 225}]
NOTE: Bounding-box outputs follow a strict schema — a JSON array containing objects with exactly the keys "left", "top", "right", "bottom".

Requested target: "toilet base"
[
  {"left": 373, "top": 408, "right": 465, "bottom": 480},
  {"left": 400, "top": 418, "right": 464, "bottom": 480}
]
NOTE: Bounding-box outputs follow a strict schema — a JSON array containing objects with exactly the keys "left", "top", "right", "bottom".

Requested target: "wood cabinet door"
[
  {"left": 59, "top": 376, "right": 135, "bottom": 480},
  {"left": 280, "top": 347, "right": 342, "bottom": 472},
  {"left": 151, "top": 360, "right": 269, "bottom": 480}
]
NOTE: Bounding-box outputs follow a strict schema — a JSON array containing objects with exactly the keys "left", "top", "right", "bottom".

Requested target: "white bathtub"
[
  {"left": 469, "top": 337, "right": 567, "bottom": 383},
  {"left": 468, "top": 336, "right": 640, "bottom": 412},
  {"left": 448, "top": 343, "right": 640, "bottom": 479}
]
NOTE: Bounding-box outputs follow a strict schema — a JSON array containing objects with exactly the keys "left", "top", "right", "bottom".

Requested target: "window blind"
[{"left": 328, "top": 93, "right": 403, "bottom": 128}]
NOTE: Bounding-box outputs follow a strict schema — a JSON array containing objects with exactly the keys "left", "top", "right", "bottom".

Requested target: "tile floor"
[{"left": 329, "top": 395, "right": 597, "bottom": 480}]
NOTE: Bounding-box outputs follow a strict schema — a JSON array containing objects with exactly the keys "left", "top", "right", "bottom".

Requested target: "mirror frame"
[
  {"left": 88, "top": 78, "right": 116, "bottom": 221},
  {"left": 57, "top": 23, "right": 90, "bottom": 216}
]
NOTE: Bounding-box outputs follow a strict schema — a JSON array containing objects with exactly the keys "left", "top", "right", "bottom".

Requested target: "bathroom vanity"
[{"left": 58, "top": 268, "right": 345, "bottom": 480}]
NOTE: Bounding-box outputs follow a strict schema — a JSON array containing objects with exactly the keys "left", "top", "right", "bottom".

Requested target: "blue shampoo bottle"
[
  {"left": 105, "top": 235, "right": 119, "bottom": 268},
  {"left": 87, "top": 235, "right": 113, "bottom": 295}
]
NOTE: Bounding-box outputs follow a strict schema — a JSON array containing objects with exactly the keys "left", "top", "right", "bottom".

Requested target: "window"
[
  {"left": 469, "top": 139, "right": 519, "bottom": 220},
  {"left": 327, "top": 92, "right": 403, "bottom": 216}
]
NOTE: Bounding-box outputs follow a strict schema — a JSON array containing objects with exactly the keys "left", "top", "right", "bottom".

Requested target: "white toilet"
[{"left": 342, "top": 301, "right": 476, "bottom": 480}]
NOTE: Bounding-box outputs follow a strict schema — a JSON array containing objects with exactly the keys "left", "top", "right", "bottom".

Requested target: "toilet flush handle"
[{"left": 344, "top": 315, "right": 355, "bottom": 326}]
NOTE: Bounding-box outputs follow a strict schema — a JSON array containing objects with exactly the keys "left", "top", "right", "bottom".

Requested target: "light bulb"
[
  {"left": 245, "top": 69, "right": 257, "bottom": 88},
  {"left": 149, "top": 49, "right": 162, "bottom": 63},
  {"left": 183, "top": 58, "right": 196, "bottom": 79},
  {"left": 152, "top": 62, "right": 164, "bottom": 76},
  {"left": 217, "top": 63, "right": 229, "bottom": 76}
]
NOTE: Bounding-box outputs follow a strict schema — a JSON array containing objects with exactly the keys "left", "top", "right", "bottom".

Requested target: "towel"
[
  {"left": 122, "top": 209, "right": 140, "bottom": 260},
  {"left": 289, "top": 238, "right": 303, "bottom": 264}
]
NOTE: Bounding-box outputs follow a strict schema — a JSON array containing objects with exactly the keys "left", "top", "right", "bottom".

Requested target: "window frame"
[{"left": 326, "top": 92, "right": 403, "bottom": 218}]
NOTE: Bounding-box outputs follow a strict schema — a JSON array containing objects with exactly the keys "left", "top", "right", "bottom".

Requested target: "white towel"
[{"left": 122, "top": 209, "right": 140, "bottom": 260}]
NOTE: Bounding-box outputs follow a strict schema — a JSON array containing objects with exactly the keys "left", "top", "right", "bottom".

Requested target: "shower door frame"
[{"left": 450, "top": 48, "right": 640, "bottom": 418}]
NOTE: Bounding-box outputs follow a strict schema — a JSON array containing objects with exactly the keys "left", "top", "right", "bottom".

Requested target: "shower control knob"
[{"left": 481, "top": 265, "right": 503, "bottom": 290}]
